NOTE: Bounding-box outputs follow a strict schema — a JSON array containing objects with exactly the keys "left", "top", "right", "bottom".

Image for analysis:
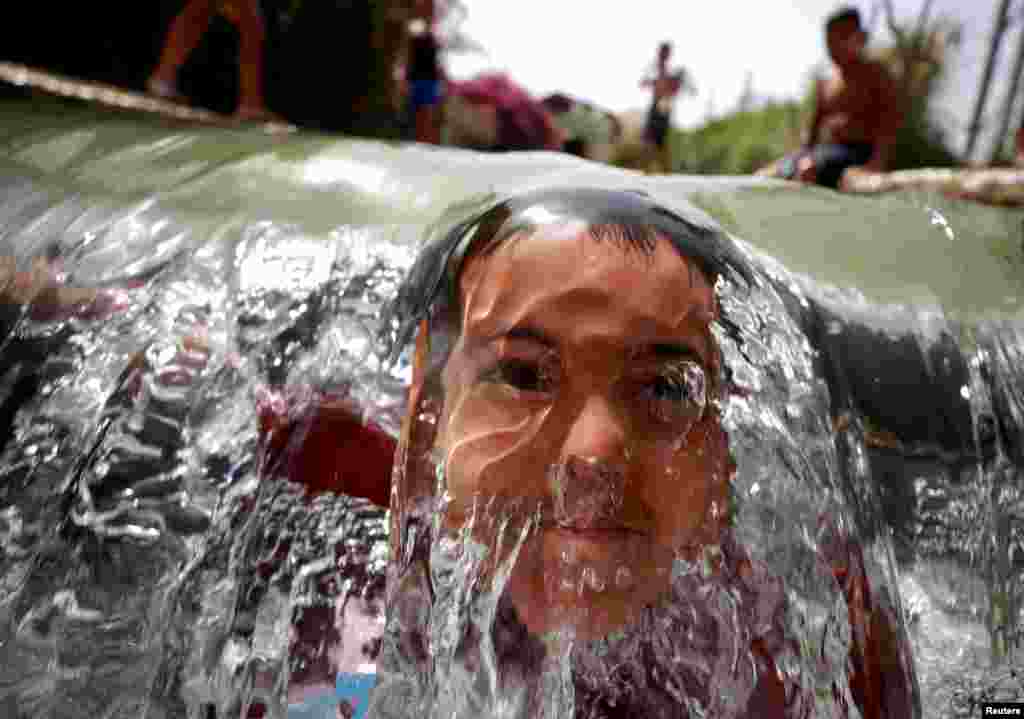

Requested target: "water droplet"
[
  {"left": 615, "top": 566, "right": 634, "bottom": 590},
  {"left": 926, "top": 206, "right": 956, "bottom": 241}
]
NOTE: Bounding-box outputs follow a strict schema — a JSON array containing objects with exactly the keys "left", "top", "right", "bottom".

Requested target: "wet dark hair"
[
  {"left": 825, "top": 6, "right": 863, "bottom": 33},
  {"left": 381, "top": 187, "right": 754, "bottom": 364}
]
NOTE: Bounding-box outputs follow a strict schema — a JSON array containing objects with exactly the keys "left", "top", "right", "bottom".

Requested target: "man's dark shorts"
[
  {"left": 409, "top": 79, "right": 443, "bottom": 110},
  {"left": 644, "top": 104, "right": 671, "bottom": 149},
  {"left": 779, "top": 142, "right": 874, "bottom": 189}
]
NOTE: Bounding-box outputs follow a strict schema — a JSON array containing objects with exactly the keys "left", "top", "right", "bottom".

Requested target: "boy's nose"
[
  {"left": 559, "top": 394, "right": 629, "bottom": 477},
  {"left": 551, "top": 455, "right": 627, "bottom": 529}
]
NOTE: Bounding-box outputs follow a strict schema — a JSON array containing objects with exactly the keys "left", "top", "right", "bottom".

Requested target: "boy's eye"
[
  {"left": 640, "top": 361, "right": 706, "bottom": 427},
  {"left": 485, "top": 358, "right": 555, "bottom": 393}
]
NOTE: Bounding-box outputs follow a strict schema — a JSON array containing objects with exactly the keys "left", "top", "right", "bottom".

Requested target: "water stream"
[{"left": 0, "top": 98, "right": 1021, "bottom": 718}]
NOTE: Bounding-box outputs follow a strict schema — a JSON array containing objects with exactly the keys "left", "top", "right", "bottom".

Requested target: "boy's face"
[
  {"left": 433, "top": 224, "right": 731, "bottom": 639},
  {"left": 827, "top": 19, "right": 865, "bottom": 66}
]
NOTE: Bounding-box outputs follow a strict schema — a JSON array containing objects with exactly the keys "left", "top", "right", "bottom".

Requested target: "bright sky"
[
  {"left": 446, "top": 0, "right": 828, "bottom": 128},
  {"left": 445, "top": 0, "right": 1017, "bottom": 159}
]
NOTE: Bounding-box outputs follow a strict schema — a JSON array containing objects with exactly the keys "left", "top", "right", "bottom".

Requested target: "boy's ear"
[
  {"left": 407, "top": 320, "right": 430, "bottom": 411},
  {"left": 391, "top": 320, "right": 443, "bottom": 549}
]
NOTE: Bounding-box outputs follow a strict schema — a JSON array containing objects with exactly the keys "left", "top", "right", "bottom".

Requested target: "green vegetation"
[
  {"left": 874, "top": 10, "right": 962, "bottom": 169},
  {"left": 669, "top": 100, "right": 808, "bottom": 175}
]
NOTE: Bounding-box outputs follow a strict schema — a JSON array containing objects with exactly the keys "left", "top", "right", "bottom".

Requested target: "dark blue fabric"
[
  {"left": 409, "top": 79, "right": 442, "bottom": 110},
  {"left": 779, "top": 142, "right": 874, "bottom": 189},
  {"left": 643, "top": 102, "right": 671, "bottom": 148}
]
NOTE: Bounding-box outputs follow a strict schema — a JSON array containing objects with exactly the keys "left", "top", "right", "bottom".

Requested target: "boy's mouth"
[
  {"left": 536, "top": 456, "right": 659, "bottom": 538},
  {"left": 547, "top": 519, "right": 646, "bottom": 536}
]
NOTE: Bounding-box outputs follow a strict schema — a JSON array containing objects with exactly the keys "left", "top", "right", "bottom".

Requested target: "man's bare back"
[{"left": 814, "top": 59, "right": 900, "bottom": 153}]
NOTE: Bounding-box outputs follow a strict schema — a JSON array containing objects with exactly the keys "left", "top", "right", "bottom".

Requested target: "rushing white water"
[{"left": 0, "top": 98, "right": 1021, "bottom": 718}]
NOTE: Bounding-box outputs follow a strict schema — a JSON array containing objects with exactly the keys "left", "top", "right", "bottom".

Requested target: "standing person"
[
  {"left": 406, "top": 0, "right": 444, "bottom": 144},
  {"left": 147, "top": 0, "right": 274, "bottom": 121},
  {"left": 640, "top": 42, "right": 686, "bottom": 172},
  {"left": 758, "top": 7, "right": 902, "bottom": 189}
]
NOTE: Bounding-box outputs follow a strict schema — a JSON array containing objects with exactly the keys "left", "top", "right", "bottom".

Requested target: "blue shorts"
[
  {"left": 336, "top": 672, "right": 375, "bottom": 718},
  {"left": 409, "top": 79, "right": 442, "bottom": 109},
  {"left": 779, "top": 142, "right": 874, "bottom": 189},
  {"left": 287, "top": 673, "right": 376, "bottom": 719}
]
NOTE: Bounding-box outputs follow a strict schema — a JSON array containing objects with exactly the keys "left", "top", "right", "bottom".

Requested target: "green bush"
[{"left": 669, "top": 101, "right": 808, "bottom": 175}]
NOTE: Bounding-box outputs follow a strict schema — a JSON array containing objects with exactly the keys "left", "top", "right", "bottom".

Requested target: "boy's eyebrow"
[
  {"left": 472, "top": 324, "right": 713, "bottom": 364},
  {"left": 484, "top": 328, "right": 711, "bottom": 358},
  {"left": 634, "top": 341, "right": 707, "bottom": 364},
  {"left": 647, "top": 343, "right": 700, "bottom": 358},
  {"left": 481, "top": 325, "right": 558, "bottom": 348}
]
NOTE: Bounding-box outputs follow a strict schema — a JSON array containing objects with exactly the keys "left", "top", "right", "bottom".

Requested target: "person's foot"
[
  {"left": 233, "top": 104, "right": 285, "bottom": 124},
  {"left": 146, "top": 76, "right": 186, "bottom": 104},
  {"left": 796, "top": 155, "right": 817, "bottom": 184}
]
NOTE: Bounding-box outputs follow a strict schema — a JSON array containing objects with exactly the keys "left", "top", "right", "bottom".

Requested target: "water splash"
[{"left": 0, "top": 103, "right": 1021, "bottom": 717}]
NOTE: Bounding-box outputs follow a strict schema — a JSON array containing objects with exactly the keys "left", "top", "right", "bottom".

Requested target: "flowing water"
[{"left": 0, "top": 98, "right": 1021, "bottom": 718}]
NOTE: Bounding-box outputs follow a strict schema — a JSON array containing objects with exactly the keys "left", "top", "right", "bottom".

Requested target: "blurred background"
[{"left": 1, "top": 1, "right": 1023, "bottom": 174}]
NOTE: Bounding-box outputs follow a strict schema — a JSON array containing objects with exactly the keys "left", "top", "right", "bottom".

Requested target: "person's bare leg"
[
  {"left": 657, "top": 143, "right": 671, "bottom": 174},
  {"left": 643, "top": 143, "right": 663, "bottom": 174},
  {"left": 148, "top": 0, "right": 218, "bottom": 99},
  {"left": 234, "top": 0, "right": 272, "bottom": 119},
  {"left": 415, "top": 105, "right": 441, "bottom": 144}
]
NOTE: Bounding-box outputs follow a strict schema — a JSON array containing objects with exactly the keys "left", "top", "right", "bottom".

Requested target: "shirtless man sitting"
[{"left": 759, "top": 7, "right": 902, "bottom": 189}]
